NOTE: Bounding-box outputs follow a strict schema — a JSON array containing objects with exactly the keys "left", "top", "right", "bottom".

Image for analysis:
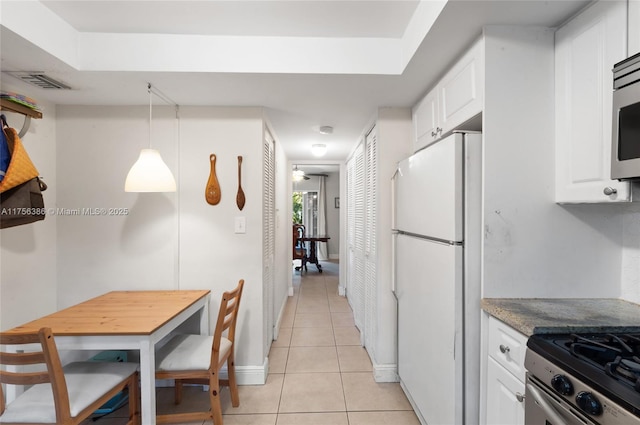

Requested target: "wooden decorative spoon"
[
  {"left": 236, "top": 155, "right": 246, "bottom": 211},
  {"left": 205, "top": 154, "right": 221, "bottom": 205}
]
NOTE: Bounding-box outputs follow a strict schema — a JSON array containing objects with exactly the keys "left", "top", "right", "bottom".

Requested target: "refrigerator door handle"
[
  {"left": 391, "top": 166, "right": 399, "bottom": 300},
  {"left": 391, "top": 167, "right": 399, "bottom": 231},
  {"left": 391, "top": 230, "right": 398, "bottom": 300}
]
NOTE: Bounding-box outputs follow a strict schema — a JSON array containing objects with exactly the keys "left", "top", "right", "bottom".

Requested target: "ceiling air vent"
[{"left": 7, "top": 72, "right": 71, "bottom": 90}]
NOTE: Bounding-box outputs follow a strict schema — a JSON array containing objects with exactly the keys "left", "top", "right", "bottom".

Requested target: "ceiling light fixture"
[
  {"left": 125, "top": 83, "right": 177, "bottom": 192},
  {"left": 319, "top": 125, "right": 333, "bottom": 135},
  {"left": 311, "top": 144, "right": 327, "bottom": 157}
]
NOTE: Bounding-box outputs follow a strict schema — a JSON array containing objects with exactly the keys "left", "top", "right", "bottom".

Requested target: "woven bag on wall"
[{"left": 0, "top": 125, "right": 47, "bottom": 229}]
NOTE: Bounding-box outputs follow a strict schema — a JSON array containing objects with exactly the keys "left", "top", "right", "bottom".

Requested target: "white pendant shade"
[{"left": 125, "top": 149, "right": 176, "bottom": 192}]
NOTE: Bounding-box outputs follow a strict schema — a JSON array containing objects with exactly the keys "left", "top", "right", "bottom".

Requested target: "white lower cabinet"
[
  {"left": 484, "top": 316, "right": 527, "bottom": 425},
  {"left": 486, "top": 357, "right": 525, "bottom": 425}
]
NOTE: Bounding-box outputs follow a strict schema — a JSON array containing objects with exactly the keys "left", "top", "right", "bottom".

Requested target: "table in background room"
[{"left": 300, "top": 235, "right": 330, "bottom": 272}]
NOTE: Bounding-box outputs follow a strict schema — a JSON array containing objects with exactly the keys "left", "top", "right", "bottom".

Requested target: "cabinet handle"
[
  {"left": 437, "top": 127, "right": 443, "bottom": 134},
  {"left": 431, "top": 130, "right": 438, "bottom": 138},
  {"left": 603, "top": 187, "right": 617, "bottom": 196},
  {"left": 499, "top": 344, "right": 510, "bottom": 354},
  {"left": 516, "top": 392, "right": 525, "bottom": 403}
]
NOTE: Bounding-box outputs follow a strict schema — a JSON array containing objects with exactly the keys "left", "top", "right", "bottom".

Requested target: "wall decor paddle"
[
  {"left": 236, "top": 155, "right": 245, "bottom": 211},
  {"left": 205, "top": 153, "right": 221, "bottom": 205}
]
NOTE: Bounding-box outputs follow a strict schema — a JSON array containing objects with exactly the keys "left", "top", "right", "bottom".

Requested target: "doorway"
[{"left": 291, "top": 164, "right": 341, "bottom": 276}]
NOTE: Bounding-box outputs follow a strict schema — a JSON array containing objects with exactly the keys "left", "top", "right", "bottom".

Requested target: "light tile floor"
[{"left": 85, "top": 261, "right": 420, "bottom": 425}]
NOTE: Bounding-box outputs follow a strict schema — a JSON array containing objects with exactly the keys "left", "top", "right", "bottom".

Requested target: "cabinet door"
[
  {"left": 555, "top": 1, "right": 629, "bottom": 203},
  {"left": 485, "top": 357, "right": 525, "bottom": 425},
  {"left": 413, "top": 88, "right": 439, "bottom": 152},
  {"left": 439, "top": 39, "right": 484, "bottom": 135}
]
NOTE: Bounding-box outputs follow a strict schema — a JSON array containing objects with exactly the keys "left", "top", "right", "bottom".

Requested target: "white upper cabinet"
[
  {"left": 414, "top": 89, "right": 439, "bottom": 149},
  {"left": 413, "top": 38, "right": 484, "bottom": 152},
  {"left": 439, "top": 40, "right": 484, "bottom": 133},
  {"left": 555, "top": 1, "right": 630, "bottom": 203}
]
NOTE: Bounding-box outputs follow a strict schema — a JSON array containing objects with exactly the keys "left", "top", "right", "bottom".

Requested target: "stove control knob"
[
  {"left": 576, "top": 391, "right": 602, "bottom": 416},
  {"left": 551, "top": 374, "right": 574, "bottom": 395}
]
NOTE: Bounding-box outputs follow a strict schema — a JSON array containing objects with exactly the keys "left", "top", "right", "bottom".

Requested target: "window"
[{"left": 293, "top": 191, "right": 318, "bottom": 234}]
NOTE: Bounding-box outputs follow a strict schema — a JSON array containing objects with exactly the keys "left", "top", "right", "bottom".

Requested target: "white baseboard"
[
  {"left": 338, "top": 286, "right": 346, "bottom": 296},
  {"left": 373, "top": 363, "right": 399, "bottom": 383},
  {"left": 157, "top": 359, "right": 268, "bottom": 387},
  {"left": 329, "top": 254, "right": 339, "bottom": 260},
  {"left": 232, "top": 360, "right": 269, "bottom": 385},
  {"left": 288, "top": 286, "right": 294, "bottom": 296}
]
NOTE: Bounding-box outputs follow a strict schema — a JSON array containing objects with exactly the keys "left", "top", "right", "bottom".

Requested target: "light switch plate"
[{"left": 234, "top": 216, "right": 246, "bottom": 234}]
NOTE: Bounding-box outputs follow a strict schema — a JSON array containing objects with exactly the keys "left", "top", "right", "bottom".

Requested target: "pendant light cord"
[
  {"left": 148, "top": 83, "right": 153, "bottom": 149},
  {"left": 147, "top": 82, "right": 179, "bottom": 151}
]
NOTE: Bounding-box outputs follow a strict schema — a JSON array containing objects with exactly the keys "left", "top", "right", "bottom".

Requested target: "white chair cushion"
[
  {"left": 156, "top": 334, "right": 231, "bottom": 371},
  {"left": 0, "top": 361, "right": 138, "bottom": 423}
]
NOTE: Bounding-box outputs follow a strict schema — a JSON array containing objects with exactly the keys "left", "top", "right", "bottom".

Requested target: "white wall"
[
  {"left": 373, "top": 107, "right": 413, "bottom": 376},
  {"left": 55, "top": 105, "right": 269, "bottom": 376},
  {"left": 482, "top": 26, "right": 625, "bottom": 298},
  {"left": 0, "top": 92, "right": 58, "bottom": 330},
  {"left": 621, "top": 204, "right": 640, "bottom": 303},
  {"left": 325, "top": 171, "right": 340, "bottom": 258},
  {"left": 56, "top": 106, "right": 179, "bottom": 306},
  {"left": 629, "top": 0, "right": 640, "bottom": 56}
]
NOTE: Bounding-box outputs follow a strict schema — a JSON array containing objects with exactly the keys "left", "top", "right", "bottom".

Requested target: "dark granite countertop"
[{"left": 481, "top": 298, "right": 640, "bottom": 336}]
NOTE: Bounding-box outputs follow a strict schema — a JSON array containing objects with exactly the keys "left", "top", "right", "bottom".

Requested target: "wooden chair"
[
  {"left": 0, "top": 327, "right": 139, "bottom": 425},
  {"left": 293, "top": 224, "right": 307, "bottom": 272},
  {"left": 155, "top": 279, "right": 245, "bottom": 424}
]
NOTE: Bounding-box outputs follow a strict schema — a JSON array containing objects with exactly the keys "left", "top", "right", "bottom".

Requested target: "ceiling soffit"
[{"left": 2, "top": 1, "right": 445, "bottom": 76}]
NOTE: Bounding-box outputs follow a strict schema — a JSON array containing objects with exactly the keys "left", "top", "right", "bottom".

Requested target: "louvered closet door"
[
  {"left": 347, "top": 142, "right": 366, "bottom": 335},
  {"left": 346, "top": 155, "right": 356, "bottom": 316},
  {"left": 342, "top": 149, "right": 356, "bottom": 322},
  {"left": 263, "top": 130, "right": 276, "bottom": 354},
  {"left": 364, "top": 126, "right": 377, "bottom": 355}
]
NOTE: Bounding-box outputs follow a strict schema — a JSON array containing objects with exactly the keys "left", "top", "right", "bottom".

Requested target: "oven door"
[
  {"left": 611, "top": 80, "right": 640, "bottom": 180},
  {"left": 525, "top": 374, "right": 597, "bottom": 425}
]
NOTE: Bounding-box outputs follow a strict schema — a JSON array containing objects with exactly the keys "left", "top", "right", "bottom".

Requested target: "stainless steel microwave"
[{"left": 612, "top": 52, "right": 640, "bottom": 180}]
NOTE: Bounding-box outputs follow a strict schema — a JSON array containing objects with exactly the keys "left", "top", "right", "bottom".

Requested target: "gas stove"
[{"left": 525, "top": 332, "right": 640, "bottom": 425}]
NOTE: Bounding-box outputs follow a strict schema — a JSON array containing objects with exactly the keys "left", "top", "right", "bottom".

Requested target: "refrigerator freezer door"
[
  {"left": 395, "top": 133, "right": 464, "bottom": 242},
  {"left": 396, "top": 233, "right": 463, "bottom": 425}
]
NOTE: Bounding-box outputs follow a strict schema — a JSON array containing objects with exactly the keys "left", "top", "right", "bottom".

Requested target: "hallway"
[{"left": 85, "top": 261, "right": 420, "bottom": 424}]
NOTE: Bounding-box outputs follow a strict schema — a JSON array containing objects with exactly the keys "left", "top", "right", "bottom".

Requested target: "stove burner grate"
[{"left": 566, "top": 333, "right": 640, "bottom": 393}]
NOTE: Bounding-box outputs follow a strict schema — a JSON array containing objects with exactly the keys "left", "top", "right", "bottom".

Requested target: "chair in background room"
[
  {"left": 154, "top": 279, "right": 245, "bottom": 424},
  {"left": 0, "top": 327, "right": 139, "bottom": 425},
  {"left": 293, "top": 223, "right": 307, "bottom": 272}
]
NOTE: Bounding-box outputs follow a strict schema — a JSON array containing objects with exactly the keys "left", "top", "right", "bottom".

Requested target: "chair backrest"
[
  {"left": 292, "top": 224, "right": 305, "bottom": 259},
  {"left": 0, "top": 327, "right": 72, "bottom": 423},
  {"left": 211, "top": 280, "right": 245, "bottom": 361}
]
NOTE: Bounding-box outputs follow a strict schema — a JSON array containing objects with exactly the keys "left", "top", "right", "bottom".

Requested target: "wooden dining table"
[
  {"left": 300, "top": 234, "right": 330, "bottom": 272},
  {"left": 3, "top": 290, "right": 211, "bottom": 425}
]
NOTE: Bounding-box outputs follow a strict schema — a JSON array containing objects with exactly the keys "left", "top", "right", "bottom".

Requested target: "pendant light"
[{"left": 125, "top": 83, "right": 177, "bottom": 192}]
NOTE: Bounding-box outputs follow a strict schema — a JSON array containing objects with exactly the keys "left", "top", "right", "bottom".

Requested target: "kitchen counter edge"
[{"left": 481, "top": 298, "right": 640, "bottom": 336}]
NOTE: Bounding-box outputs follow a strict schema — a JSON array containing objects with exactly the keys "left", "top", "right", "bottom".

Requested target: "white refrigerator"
[{"left": 392, "top": 132, "right": 482, "bottom": 425}]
